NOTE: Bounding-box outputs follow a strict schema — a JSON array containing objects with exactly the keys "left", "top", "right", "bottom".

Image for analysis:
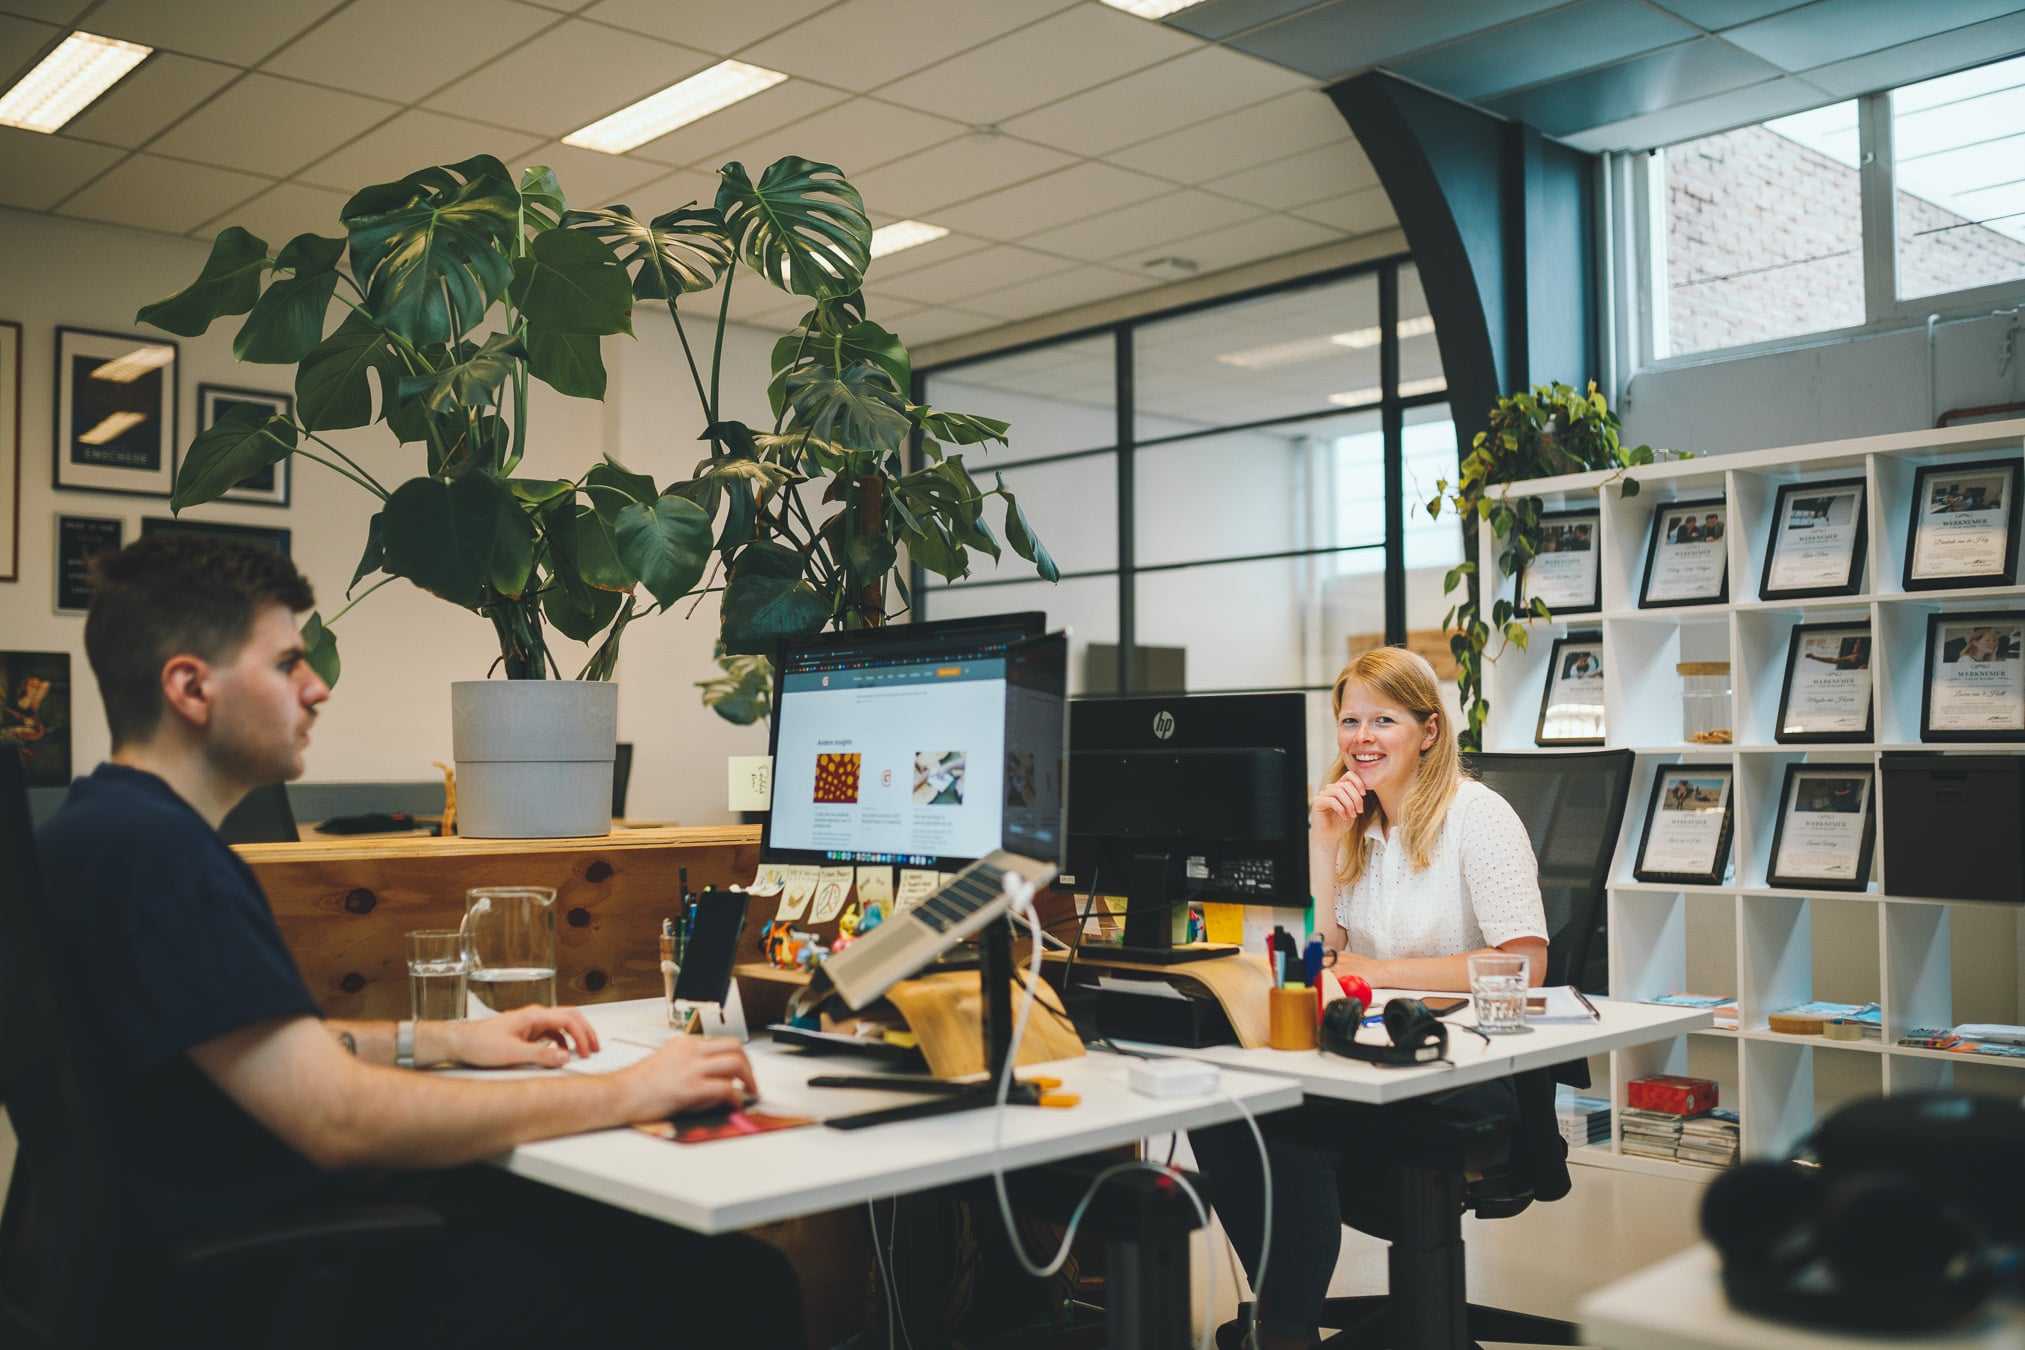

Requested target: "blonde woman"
[{"left": 1192, "top": 647, "right": 1549, "bottom": 1350}]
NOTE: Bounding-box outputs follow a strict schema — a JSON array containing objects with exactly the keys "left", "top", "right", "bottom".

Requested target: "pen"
[
  {"left": 1572, "top": 988, "right": 1601, "bottom": 1021},
  {"left": 677, "top": 867, "right": 693, "bottom": 961}
]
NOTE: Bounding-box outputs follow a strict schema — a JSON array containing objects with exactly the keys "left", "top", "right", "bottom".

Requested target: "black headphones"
[
  {"left": 1317, "top": 996, "right": 1447, "bottom": 1066},
  {"left": 1702, "top": 1160, "right": 1993, "bottom": 1333}
]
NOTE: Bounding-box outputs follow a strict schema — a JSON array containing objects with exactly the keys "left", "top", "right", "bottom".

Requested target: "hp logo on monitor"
[{"left": 1152, "top": 710, "right": 1175, "bottom": 740}]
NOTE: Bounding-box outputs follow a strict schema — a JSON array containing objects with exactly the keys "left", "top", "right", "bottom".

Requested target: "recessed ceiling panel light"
[
  {"left": 869, "top": 220, "right": 949, "bottom": 259},
  {"left": 562, "top": 60, "right": 787, "bottom": 155},
  {"left": 1100, "top": 0, "right": 1213, "bottom": 18},
  {"left": 1326, "top": 375, "right": 1449, "bottom": 407},
  {"left": 89, "top": 344, "right": 175, "bottom": 384},
  {"left": 0, "top": 31, "right": 152, "bottom": 134}
]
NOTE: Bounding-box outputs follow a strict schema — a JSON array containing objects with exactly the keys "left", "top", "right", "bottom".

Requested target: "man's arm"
[
  {"left": 189, "top": 1016, "right": 756, "bottom": 1172},
  {"left": 325, "top": 1005, "right": 602, "bottom": 1069}
]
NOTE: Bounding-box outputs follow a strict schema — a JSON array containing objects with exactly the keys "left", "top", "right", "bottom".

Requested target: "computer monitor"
[
  {"left": 1060, "top": 692, "right": 1307, "bottom": 963},
  {"left": 216, "top": 782, "right": 299, "bottom": 845}
]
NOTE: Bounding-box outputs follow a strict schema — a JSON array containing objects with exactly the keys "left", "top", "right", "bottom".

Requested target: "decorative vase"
[{"left": 450, "top": 680, "right": 618, "bottom": 839}]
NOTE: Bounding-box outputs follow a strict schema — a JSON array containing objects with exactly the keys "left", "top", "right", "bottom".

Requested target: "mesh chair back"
[{"left": 1464, "top": 750, "right": 1633, "bottom": 994}]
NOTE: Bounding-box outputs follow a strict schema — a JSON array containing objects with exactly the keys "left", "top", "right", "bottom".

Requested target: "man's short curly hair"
[{"left": 84, "top": 535, "right": 315, "bottom": 747}]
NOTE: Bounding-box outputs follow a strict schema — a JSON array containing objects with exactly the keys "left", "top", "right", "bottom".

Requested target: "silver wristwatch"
[{"left": 395, "top": 1019, "right": 417, "bottom": 1069}]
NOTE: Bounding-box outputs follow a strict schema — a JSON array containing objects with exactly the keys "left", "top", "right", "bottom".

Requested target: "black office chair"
[
  {"left": 0, "top": 754, "right": 444, "bottom": 1349},
  {"left": 612, "top": 741, "right": 634, "bottom": 819},
  {"left": 217, "top": 781, "right": 301, "bottom": 844}
]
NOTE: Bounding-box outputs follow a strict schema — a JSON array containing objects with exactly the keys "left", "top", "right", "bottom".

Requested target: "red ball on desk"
[{"left": 1339, "top": 973, "right": 1372, "bottom": 1006}]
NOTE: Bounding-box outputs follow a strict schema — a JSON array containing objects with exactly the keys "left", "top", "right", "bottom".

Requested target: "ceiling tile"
[
  {"left": 1722, "top": 0, "right": 2025, "bottom": 72},
  {"left": 961, "top": 264, "right": 1158, "bottom": 321},
  {"left": 1000, "top": 44, "right": 1311, "bottom": 157},
  {"left": 615, "top": 166, "right": 721, "bottom": 210},
  {"left": 0, "top": 1, "right": 92, "bottom": 23},
  {"left": 60, "top": 152, "right": 273, "bottom": 233},
  {"left": 199, "top": 180, "right": 352, "bottom": 243},
  {"left": 736, "top": 0, "right": 1079, "bottom": 93},
  {"left": 1483, "top": 35, "right": 1782, "bottom": 134},
  {"left": 511, "top": 0, "right": 599, "bottom": 9},
  {"left": 424, "top": 19, "right": 714, "bottom": 135},
  {"left": 0, "top": 13, "right": 58, "bottom": 86},
  {"left": 874, "top": 5, "right": 1200, "bottom": 125},
  {"left": 862, "top": 229, "right": 990, "bottom": 279},
  {"left": 1106, "top": 90, "right": 1351, "bottom": 184},
  {"left": 83, "top": 0, "right": 349, "bottom": 65},
  {"left": 849, "top": 132, "right": 1076, "bottom": 218},
  {"left": 1164, "top": 0, "right": 1336, "bottom": 41},
  {"left": 264, "top": 0, "right": 557, "bottom": 103},
  {"left": 1385, "top": 0, "right": 1699, "bottom": 101},
  {"left": 1134, "top": 211, "right": 1342, "bottom": 276},
  {"left": 718, "top": 97, "right": 966, "bottom": 179},
  {"left": 509, "top": 141, "right": 673, "bottom": 207},
  {"left": 1289, "top": 184, "right": 1396, "bottom": 234},
  {"left": 1224, "top": 0, "right": 1570, "bottom": 81},
  {"left": 878, "top": 305, "right": 1000, "bottom": 344},
  {"left": 1559, "top": 73, "right": 1838, "bottom": 151},
  {"left": 933, "top": 161, "right": 1173, "bottom": 242},
  {"left": 628, "top": 77, "right": 848, "bottom": 167},
  {"left": 1646, "top": 0, "right": 1817, "bottom": 29},
  {"left": 581, "top": 0, "right": 835, "bottom": 55},
  {"left": 298, "top": 109, "right": 547, "bottom": 191},
  {"left": 1801, "top": 9, "right": 2025, "bottom": 96},
  {"left": 1202, "top": 138, "right": 1377, "bottom": 209},
  {"left": 59, "top": 53, "right": 238, "bottom": 150},
  {"left": 149, "top": 74, "right": 399, "bottom": 177},
  {"left": 878, "top": 243, "right": 1076, "bottom": 305},
  {"left": 0, "top": 128, "right": 123, "bottom": 209},
  {"left": 1021, "top": 188, "right": 1263, "bottom": 262}
]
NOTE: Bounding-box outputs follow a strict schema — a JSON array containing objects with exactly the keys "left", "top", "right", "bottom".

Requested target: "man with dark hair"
[{"left": 35, "top": 535, "right": 800, "bottom": 1346}]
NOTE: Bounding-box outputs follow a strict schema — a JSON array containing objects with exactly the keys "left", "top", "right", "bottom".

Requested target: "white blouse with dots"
[{"left": 1333, "top": 779, "right": 1547, "bottom": 961}]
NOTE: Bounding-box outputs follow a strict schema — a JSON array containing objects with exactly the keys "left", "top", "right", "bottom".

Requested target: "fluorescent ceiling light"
[
  {"left": 563, "top": 60, "right": 787, "bottom": 155},
  {"left": 1327, "top": 375, "right": 1449, "bottom": 407},
  {"left": 1332, "top": 315, "right": 1437, "bottom": 349},
  {"left": 0, "top": 31, "right": 152, "bottom": 134},
  {"left": 1218, "top": 316, "right": 1439, "bottom": 369},
  {"left": 77, "top": 412, "right": 146, "bottom": 445},
  {"left": 869, "top": 220, "right": 949, "bottom": 259},
  {"left": 1100, "top": 0, "right": 1213, "bottom": 18},
  {"left": 89, "top": 345, "right": 175, "bottom": 383}
]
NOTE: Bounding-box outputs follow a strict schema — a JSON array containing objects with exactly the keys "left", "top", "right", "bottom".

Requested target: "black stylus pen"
[{"left": 1571, "top": 988, "right": 1601, "bottom": 1021}]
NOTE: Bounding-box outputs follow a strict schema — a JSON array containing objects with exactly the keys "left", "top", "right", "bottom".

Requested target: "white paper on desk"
[
  {"left": 559, "top": 1040, "right": 656, "bottom": 1076},
  {"left": 1528, "top": 986, "right": 1599, "bottom": 1023},
  {"left": 776, "top": 864, "right": 819, "bottom": 921},
  {"left": 1096, "top": 974, "right": 1190, "bottom": 1001}
]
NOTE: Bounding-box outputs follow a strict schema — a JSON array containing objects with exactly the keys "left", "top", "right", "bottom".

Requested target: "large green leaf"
[
  {"left": 716, "top": 157, "right": 870, "bottom": 299},
  {"left": 542, "top": 574, "right": 625, "bottom": 643},
  {"left": 233, "top": 233, "right": 345, "bottom": 364},
  {"left": 843, "top": 533, "right": 897, "bottom": 585},
  {"left": 914, "top": 406, "right": 1011, "bottom": 448},
  {"left": 349, "top": 512, "right": 386, "bottom": 593},
  {"left": 518, "top": 165, "right": 567, "bottom": 232},
  {"left": 783, "top": 361, "right": 910, "bottom": 453},
  {"left": 395, "top": 332, "right": 523, "bottom": 413},
  {"left": 522, "top": 325, "right": 605, "bottom": 399},
  {"left": 720, "top": 540, "right": 829, "bottom": 654},
  {"left": 508, "top": 227, "right": 632, "bottom": 335},
  {"left": 585, "top": 458, "right": 659, "bottom": 514},
  {"left": 572, "top": 504, "right": 636, "bottom": 591},
  {"left": 998, "top": 474, "right": 1059, "bottom": 583},
  {"left": 768, "top": 320, "right": 909, "bottom": 419},
  {"left": 295, "top": 309, "right": 400, "bottom": 431},
  {"left": 379, "top": 471, "right": 537, "bottom": 608},
  {"left": 904, "top": 522, "right": 966, "bottom": 581},
  {"left": 136, "top": 226, "right": 269, "bottom": 335},
  {"left": 563, "top": 203, "right": 733, "bottom": 300},
  {"left": 170, "top": 404, "right": 297, "bottom": 512},
  {"left": 300, "top": 612, "right": 341, "bottom": 690},
  {"left": 342, "top": 158, "right": 518, "bottom": 346},
  {"left": 612, "top": 494, "right": 712, "bottom": 607}
]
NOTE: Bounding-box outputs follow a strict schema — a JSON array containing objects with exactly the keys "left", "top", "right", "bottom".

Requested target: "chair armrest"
[{"left": 169, "top": 1202, "right": 445, "bottom": 1270}]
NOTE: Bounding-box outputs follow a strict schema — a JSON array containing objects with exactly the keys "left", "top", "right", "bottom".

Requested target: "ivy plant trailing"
[{"left": 1426, "top": 381, "right": 1662, "bottom": 751}]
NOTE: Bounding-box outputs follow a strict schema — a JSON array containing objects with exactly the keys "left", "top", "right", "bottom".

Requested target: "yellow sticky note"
[{"left": 1204, "top": 902, "right": 1244, "bottom": 945}]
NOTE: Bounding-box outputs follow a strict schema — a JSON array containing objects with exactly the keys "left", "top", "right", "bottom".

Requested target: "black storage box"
[
  {"left": 1093, "top": 982, "right": 1236, "bottom": 1047},
  {"left": 1880, "top": 754, "right": 2025, "bottom": 902}
]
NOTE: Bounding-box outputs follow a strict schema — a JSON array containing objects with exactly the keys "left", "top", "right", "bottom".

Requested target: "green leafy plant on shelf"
[
  {"left": 138, "top": 154, "right": 1055, "bottom": 718},
  {"left": 1426, "top": 381, "right": 1662, "bottom": 750}
]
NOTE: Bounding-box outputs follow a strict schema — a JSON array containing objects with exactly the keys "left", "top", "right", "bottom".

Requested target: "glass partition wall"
[{"left": 917, "top": 257, "right": 1458, "bottom": 780}]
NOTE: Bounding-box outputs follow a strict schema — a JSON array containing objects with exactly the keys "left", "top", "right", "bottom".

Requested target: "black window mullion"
[
  {"left": 1115, "top": 325, "right": 1135, "bottom": 697},
  {"left": 1380, "top": 263, "right": 1406, "bottom": 646}
]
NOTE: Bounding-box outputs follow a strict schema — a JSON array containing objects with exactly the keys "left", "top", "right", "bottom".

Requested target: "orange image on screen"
[{"left": 813, "top": 753, "right": 861, "bottom": 804}]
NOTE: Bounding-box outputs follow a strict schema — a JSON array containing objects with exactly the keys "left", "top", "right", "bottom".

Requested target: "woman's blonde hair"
[{"left": 1323, "top": 646, "right": 1465, "bottom": 890}]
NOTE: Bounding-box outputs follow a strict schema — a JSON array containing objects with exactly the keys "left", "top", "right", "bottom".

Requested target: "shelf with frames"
[{"left": 1476, "top": 418, "right": 2025, "bottom": 1184}]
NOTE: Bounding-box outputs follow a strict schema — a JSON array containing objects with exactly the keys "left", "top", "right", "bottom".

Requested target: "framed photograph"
[
  {"left": 0, "top": 320, "right": 19, "bottom": 581},
  {"left": 1633, "top": 763, "right": 1735, "bottom": 886},
  {"left": 1536, "top": 633, "right": 1605, "bottom": 746},
  {"left": 52, "top": 326, "right": 178, "bottom": 498},
  {"left": 0, "top": 650, "right": 72, "bottom": 787},
  {"left": 1903, "top": 458, "right": 2021, "bottom": 590},
  {"left": 196, "top": 385, "right": 292, "bottom": 506},
  {"left": 140, "top": 516, "right": 291, "bottom": 558},
  {"left": 1516, "top": 508, "right": 1601, "bottom": 616},
  {"left": 1760, "top": 478, "right": 1867, "bottom": 600},
  {"left": 54, "top": 514, "right": 124, "bottom": 615},
  {"left": 1774, "top": 622, "right": 1874, "bottom": 743},
  {"left": 1920, "top": 610, "right": 2025, "bottom": 741},
  {"left": 1766, "top": 764, "right": 1876, "bottom": 891},
  {"left": 1639, "top": 498, "right": 1730, "bottom": 608}
]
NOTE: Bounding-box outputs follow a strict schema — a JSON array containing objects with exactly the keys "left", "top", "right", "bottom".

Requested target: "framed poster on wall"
[
  {"left": 52, "top": 326, "right": 178, "bottom": 498},
  {"left": 195, "top": 384, "right": 293, "bottom": 506},
  {"left": 0, "top": 320, "right": 19, "bottom": 581},
  {"left": 54, "top": 514, "right": 124, "bottom": 615},
  {"left": 141, "top": 516, "right": 291, "bottom": 558}
]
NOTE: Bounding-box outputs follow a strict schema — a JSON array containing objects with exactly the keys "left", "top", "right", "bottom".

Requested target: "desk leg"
[{"left": 1385, "top": 1165, "right": 1468, "bottom": 1350}]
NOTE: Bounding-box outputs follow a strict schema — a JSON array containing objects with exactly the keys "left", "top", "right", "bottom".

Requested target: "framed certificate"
[
  {"left": 1633, "top": 763, "right": 1734, "bottom": 886},
  {"left": 1774, "top": 622, "right": 1873, "bottom": 743},
  {"left": 1640, "top": 498, "right": 1730, "bottom": 608},
  {"left": 1921, "top": 610, "right": 2025, "bottom": 740},
  {"left": 1904, "top": 458, "right": 2021, "bottom": 590},
  {"left": 1766, "top": 764, "right": 1875, "bottom": 891},
  {"left": 1536, "top": 633, "right": 1605, "bottom": 746},
  {"left": 1760, "top": 478, "right": 1867, "bottom": 600},
  {"left": 1516, "top": 508, "right": 1601, "bottom": 616}
]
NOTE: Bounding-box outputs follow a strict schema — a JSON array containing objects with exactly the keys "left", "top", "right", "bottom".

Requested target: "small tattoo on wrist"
[{"left": 336, "top": 1031, "right": 357, "bottom": 1056}]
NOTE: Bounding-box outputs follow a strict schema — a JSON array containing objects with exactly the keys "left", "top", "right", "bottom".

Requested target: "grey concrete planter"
[{"left": 450, "top": 679, "right": 617, "bottom": 839}]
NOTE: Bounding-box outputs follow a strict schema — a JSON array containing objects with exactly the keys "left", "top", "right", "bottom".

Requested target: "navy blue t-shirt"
[{"left": 37, "top": 764, "right": 326, "bottom": 1236}]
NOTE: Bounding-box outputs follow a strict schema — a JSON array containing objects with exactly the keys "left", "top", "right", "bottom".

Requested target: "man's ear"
[{"left": 159, "top": 654, "right": 214, "bottom": 729}]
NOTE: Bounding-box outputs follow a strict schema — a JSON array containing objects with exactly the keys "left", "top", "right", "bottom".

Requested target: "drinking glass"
[
  {"left": 405, "top": 929, "right": 468, "bottom": 1021},
  {"left": 1467, "top": 953, "right": 1530, "bottom": 1034},
  {"left": 460, "top": 886, "right": 558, "bottom": 1012}
]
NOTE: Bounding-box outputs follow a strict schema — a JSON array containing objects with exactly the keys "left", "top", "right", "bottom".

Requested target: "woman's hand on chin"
[{"left": 1310, "top": 774, "right": 1368, "bottom": 843}]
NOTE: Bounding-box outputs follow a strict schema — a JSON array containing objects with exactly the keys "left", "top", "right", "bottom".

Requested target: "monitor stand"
[{"left": 1112, "top": 852, "right": 1237, "bottom": 965}]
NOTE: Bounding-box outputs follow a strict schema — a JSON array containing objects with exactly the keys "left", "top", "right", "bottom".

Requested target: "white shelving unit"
[{"left": 1477, "top": 419, "right": 2025, "bottom": 1182}]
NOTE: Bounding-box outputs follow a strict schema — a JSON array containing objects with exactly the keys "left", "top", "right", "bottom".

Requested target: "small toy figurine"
[
  {"left": 764, "top": 919, "right": 796, "bottom": 968},
  {"left": 793, "top": 931, "right": 823, "bottom": 971},
  {"left": 858, "top": 897, "right": 886, "bottom": 933},
  {"left": 837, "top": 898, "right": 862, "bottom": 940}
]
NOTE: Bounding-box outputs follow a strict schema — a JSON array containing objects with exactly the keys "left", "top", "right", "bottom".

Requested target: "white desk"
[{"left": 1581, "top": 1245, "right": 2025, "bottom": 1349}]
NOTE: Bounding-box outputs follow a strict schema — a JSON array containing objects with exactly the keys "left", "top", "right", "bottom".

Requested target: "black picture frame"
[
  {"left": 0, "top": 649, "right": 72, "bottom": 787},
  {"left": 1759, "top": 477, "right": 1868, "bottom": 600},
  {"left": 1536, "top": 632, "right": 1605, "bottom": 746},
  {"left": 1516, "top": 507, "right": 1601, "bottom": 617},
  {"left": 1774, "top": 622, "right": 1874, "bottom": 744},
  {"left": 54, "top": 514, "right": 123, "bottom": 615},
  {"left": 196, "top": 384, "right": 292, "bottom": 507},
  {"left": 1903, "top": 458, "right": 2022, "bottom": 591},
  {"left": 0, "top": 320, "right": 19, "bottom": 582},
  {"left": 1919, "top": 609, "right": 2025, "bottom": 742},
  {"left": 1765, "top": 763, "right": 1876, "bottom": 892},
  {"left": 1632, "top": 763, "right": 1735, "bottom": 886},
  {"left": 1639, "top": 497, "right": 1730, "bottom": 609},
  {"left": 140, "top": 516, "right": 291, "bottom": 559},
  {"left": 52, "top": 326, "right": 178, "bottom": 498}
]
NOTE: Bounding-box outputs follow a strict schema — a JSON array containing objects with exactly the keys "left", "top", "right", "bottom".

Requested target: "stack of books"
[
  {"left": 1676, "top": 1109, "right": 1741, "bottom": 1169},
  {"left": 1900, "top": 1024, "right": 2025, "bottom": 1058},
  {"left": 1555, "top": 1087, "right": 1611, "bottom": 1148},
  {"left": 1645, "top": 992, "right": 1738, "bottom": 1030},
  {"left": 1619, "top": 1107, "right": 1686, "bottom": 1160}
]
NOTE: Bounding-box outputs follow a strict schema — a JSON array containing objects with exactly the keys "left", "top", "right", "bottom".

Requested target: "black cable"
[{"left": 1056, "top": 863, "right": 1101, "bottom": 997}]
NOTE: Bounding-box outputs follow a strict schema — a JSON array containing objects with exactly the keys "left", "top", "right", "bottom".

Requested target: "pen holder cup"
[{"left": 1268, "top": 986, "right": 1318, "bottom": 1051}]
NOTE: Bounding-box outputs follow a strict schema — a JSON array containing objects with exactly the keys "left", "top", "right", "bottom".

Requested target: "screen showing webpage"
[{"left": 768, "top": 657, "right": 1006, "bottom": 865}]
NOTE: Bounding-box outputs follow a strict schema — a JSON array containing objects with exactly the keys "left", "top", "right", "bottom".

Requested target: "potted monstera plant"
[{"left": 139, "top": 153, "right": 1055, "bottom": 835}]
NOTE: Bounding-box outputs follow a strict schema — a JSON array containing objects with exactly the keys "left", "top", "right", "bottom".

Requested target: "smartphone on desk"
[{"left": 1421, "top": 996, "right": 1468, "bottom": 1016}]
